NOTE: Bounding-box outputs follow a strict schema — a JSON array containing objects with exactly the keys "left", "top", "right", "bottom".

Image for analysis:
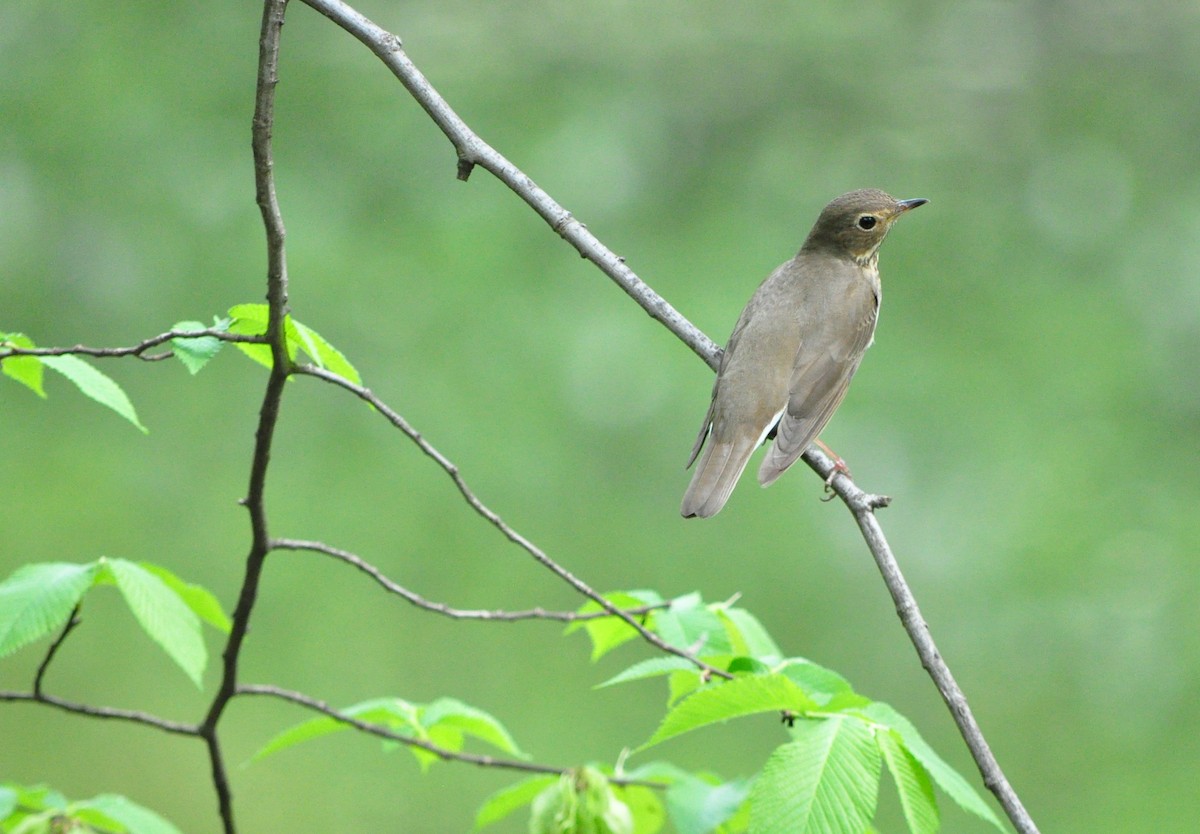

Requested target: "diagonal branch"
[
  {"left": 239, "top": 684, "right": 666, "bottom": 789},
  {"left": 271, "top": 537, "right": 669, "bottom": 622},
  {"left": 291, "top": 5, "right": 1039, "bottom": 833},
  {"left": 298, "top": 0, "right": 718, "bottom": 365},
  {"left": 294, "top": 363, "right": 731, "bottom": 681}
]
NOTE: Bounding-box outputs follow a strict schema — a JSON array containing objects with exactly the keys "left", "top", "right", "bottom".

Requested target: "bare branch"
[
  {"left": 271, "top": 537, "right": 669, "bottom": 622},
  {"left": 295, "top": 363, "right": 731, "bottom": 681},
  {"left": 0, "top": 690, "right": 198, "bottom": 737},
  {"left": 298, "top": 0, "right": 718, "bottom": 365}
]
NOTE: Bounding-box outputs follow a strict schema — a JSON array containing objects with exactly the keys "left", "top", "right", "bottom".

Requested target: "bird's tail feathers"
[{"left": 680, "top": 433, "right": 759, "bottom": 518}]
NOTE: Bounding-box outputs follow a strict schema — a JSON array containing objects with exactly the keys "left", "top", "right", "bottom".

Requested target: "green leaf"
[
  {"left": 81, "top": 794, "right": 183, "bottom": 834},
  {"left": 421, "top": 697, "right": 525, "bottom": 757},
  {"left": 716, "top": 607, "right": 781, "bottom": 661},
  {"left": 169, "top": 320, "right": 225, "bottom": 375},
  {"left": 227, "top": 303, "right": 280, "bottom": 369},
  {"left": 293, "top": 319, "right": 361, "bottom": 384},
  {"left": 877, "top": 728, "right": 939, "bottom": 834},
  {"left": 614, "top": 784, "right": 665, "bottom": 834},
  {"left": 226, "top": 303, "right": 360, "bottom": 383},
  {"left": 749, "top": 715, "right": 881, "bottom": 834},
  {"left": 566, "top": 590, "right": 662, "bottom": 661},
  {"left": 862, "top": 702, "right": 1004, "bottom": 831},
  {"left": 597, "top": 656, "right": 699, "bottom": 688},
  {"left": 666, "top": 775, "right": 752, "bottom": 834},
  {"left": 38, "top": 354, "right": 147, "bottom": 432},
  {"left": 0, "top": 562, "right": 99, "bottom": 659},
  {"left": 0, "top": 332, "right": 45, "bottom": 397},
  {"left": 474, "top": 775, "right": 559, "bottom": 830},
  {"left": 649, "top": 594, "right": 731, "bottom": 657},
  {"left": 137, "top": 563, "right": 231, "bottom": 634},
  {"left": 640, "top": 673, "right": 819, "bottom": 751},
  {"left": 529, "top": 768, "right": 633, "bottom": 834},
  {"left": 252, "top": 698, "right": 417, "bottom": 761},
  {"left": 101, "top": 558, "right": 205, "bottom": 687},
  {"left": 776, "top": 659, "right": 868, "bottom": 710}
]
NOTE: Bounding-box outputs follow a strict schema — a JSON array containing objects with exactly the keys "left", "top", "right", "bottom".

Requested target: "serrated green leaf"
[
  {"left": 640, "top": 674, "right": 819, "bottom": 751},
  {"left": 474, "top": 775, "right": 559, "bottom": 830},
  {"left": 749, "top": 715, "right": 881, "bottom": 834},
  {"left": 102, "top": 558, "right": 205, "bottom": 687},
  {"left": 861, "top": 702, "right": 1004, "bottom": 831},
  {"left": 0, "top": 562, "right": 99, "bottom": 659},
  {"left": 776, "top": 659, "right": 867, "bottom": 710},
  {"left": 0, "top": 332, "right": 45, "bottom": 397},
  {"left": 667, "top": 668, "right": 705, "bottom": 706},
  {"left": 666, "top": 775, "right": 751, "bottom": 834},
  {"left": 38, "top": 354, "right": 146, "bottom": 432},
  {"left": 877, "top": 728, "right": 939, "bottom": 834},
  {"left": 716, "top": 608, "right": 781, "bottom": 661},
  {"left": 137, "top": 563, "right": 231, "bottom": 634},
  {"left": 169, "top": 320, "right": 224, "bottom": 375},
  {"left": 292, "top": 320, "right": 361, "bottom": 384},
  {"left": 597, "top": 657, "right": 699, "bottom": 689},
  {"left": 251, "top": 698, "right": 417, "bottom": 761},
  {"left": 421, "top": 697, "right": 524, "bottom": 757},
  {"left": 567, "top": 591, "right": 662, "bottom": 661}
]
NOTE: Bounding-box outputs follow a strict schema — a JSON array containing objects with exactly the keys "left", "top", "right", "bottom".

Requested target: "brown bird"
[{"left": 681, "top": 189, "right": 926, "bottom": 518}]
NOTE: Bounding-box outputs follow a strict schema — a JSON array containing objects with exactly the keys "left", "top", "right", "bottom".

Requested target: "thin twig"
[
  {"left": 271, "top": 537, "right": 669, "bottom": 622},
  {"left": 33, "top": 604, "right": 81, "bottom": 697},
  {"left": 819, "top": 464, "right": 1038, "bottom": 833},
  {"left": 238, "top": 684, "right": 561, "bottom": 776},
  {"left": 0, "top": 328, "right": 265, "bottom": 362},
  {"left": 292, "top": 5, "right": 1038, "bottom": 832},
  {"left": 297, "top": 0, "right": 718, "bottom": 365},
  {"left": 237, "top": 683, "right": 665, "bottom": 788},
  {"left": 295, "top": 363, "right": 730, "bottom": 681},
  {"left": 0, "top": 690, "right": 198, "bottom": 736}
]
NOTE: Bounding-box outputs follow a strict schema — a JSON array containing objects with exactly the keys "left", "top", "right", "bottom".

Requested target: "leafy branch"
[
  {"left": 291, "top": 1, "right": 1039, "bottom": 832},
  {"left": 0, "top": 0, "right": 1043, "bottom": 832}
]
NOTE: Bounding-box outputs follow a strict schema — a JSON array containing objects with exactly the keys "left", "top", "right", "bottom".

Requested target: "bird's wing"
[
  {"left": 757, "top": 282, "right": 878, "bottom": 485},
  {"left": 684, "top": 307, "right": 756, "bottom": 469}
]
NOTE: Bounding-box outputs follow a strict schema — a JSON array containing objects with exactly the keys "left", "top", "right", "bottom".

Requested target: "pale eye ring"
[{"left": 857, "top": 215, "right": 877, "bottom": 230}]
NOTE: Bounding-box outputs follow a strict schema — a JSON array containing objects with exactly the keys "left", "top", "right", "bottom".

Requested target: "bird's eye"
[{"left": 856, "top": 215, "right": 877, "bottom": 230}]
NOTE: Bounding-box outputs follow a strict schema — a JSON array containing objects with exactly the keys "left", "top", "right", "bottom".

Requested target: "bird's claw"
[{"left": 820, "top": 457, "right": 852, "bottom": 501}]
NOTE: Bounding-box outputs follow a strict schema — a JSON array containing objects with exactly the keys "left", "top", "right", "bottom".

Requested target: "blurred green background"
[{"left": 2, "top": 1, "right": 1198, "bottom": 832}]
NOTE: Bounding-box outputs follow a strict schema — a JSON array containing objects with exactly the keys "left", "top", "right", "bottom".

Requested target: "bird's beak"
[{"left": 894, "top": 198, "right": 928, "bottom": 214}]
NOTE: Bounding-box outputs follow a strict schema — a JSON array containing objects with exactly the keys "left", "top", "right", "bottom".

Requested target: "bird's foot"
[{"left": 816, "top": 440, "right": 852, "bottom": 501}]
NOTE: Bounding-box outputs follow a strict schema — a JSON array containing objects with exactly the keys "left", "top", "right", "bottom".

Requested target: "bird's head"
[{"left": 804, "top": 189, "right": 927, "bottom": 265}]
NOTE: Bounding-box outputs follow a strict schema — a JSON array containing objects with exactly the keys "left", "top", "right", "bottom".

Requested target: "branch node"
[
  {"left": 456, "top": 156, "right": 475, "bottom": 181},
  {"left": 552, "top": 211, "right": 574, "bottom": 237},
  {"left": 866, "top": 493, "right": 892, "bottom": 510}
]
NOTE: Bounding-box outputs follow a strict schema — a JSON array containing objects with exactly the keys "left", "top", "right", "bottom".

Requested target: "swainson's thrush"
[{"left": 681, "top": 189, "right": 926, "bottom": 518}]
